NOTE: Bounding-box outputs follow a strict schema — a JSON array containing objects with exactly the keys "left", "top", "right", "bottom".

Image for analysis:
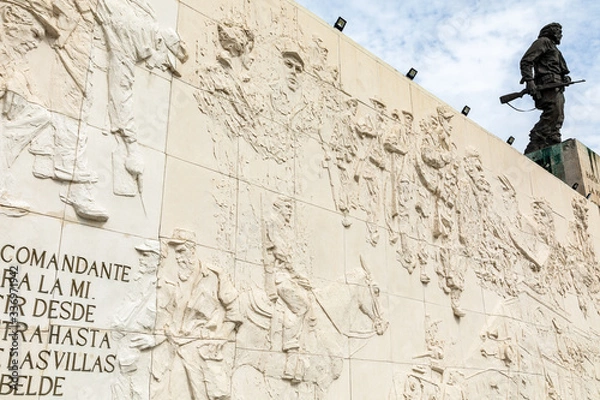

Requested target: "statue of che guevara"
[{"left": 520, "top": 22, "right": 571, "bottom": 155}]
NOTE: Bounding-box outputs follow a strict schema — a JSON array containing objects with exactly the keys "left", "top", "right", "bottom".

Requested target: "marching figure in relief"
[
  {"left": 93, "top": 0, "right": 188, "bottom": 197},
  {"left": 263, "top": 197, "right": 316, "bottom": 382},
  {"left": 0, "top": 0, "right": 188, "bottom": 221},
  {"left": 112, "top": 239, "right": 162, "bottom": 400},
  {"left": 155, "top": 229, "right": 242, "bottom": 400},
  {"left": 0, "top": 0, "right": 108, "bottom": 220}
]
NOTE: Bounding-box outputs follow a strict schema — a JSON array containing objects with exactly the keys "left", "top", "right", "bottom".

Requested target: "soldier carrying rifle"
[{"left": 511, "top": 23, "right": 576, "bottom": 154}]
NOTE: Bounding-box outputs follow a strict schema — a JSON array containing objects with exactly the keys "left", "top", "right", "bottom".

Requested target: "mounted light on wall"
[
  {"left": 461, "top": 106, "right": 471, "bottom": 116},
  {"left": 586, "top": 193, "right": 592, "bottom": 199},
  {"left": 334, "top": 17, "right": 347, "bottom": 31},
  {"left": 506, "top": 136, "right": 515, "bottom": 145},
  {"left": 572, "top": 182, "right": 579, "bottom": 190},
  {"left": 406, "top": 68, "right": 418, "bottom": 80}
]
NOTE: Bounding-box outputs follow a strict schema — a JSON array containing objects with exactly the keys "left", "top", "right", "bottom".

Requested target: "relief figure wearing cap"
[
  {"left": 151, "top": 229, "right": 242, "bottom": 400},
  {"left": 263, "top": 197, "right": 316, "bottom": 382},
  {"left": 112, "top": 240, "right": 162, "bottom": 400}
]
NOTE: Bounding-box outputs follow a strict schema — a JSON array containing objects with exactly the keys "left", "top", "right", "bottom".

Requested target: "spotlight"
[
  {"left": 572, "top": 183, "right": 579, "bottom": 190},
  {"left": 461, "top": 106, "right": 470, "bottom": 116},
  {"left": 506, "top": 136, "right": 515, "bottom": 145},
  {"left": 406, "top": 68, "right": 418, "bottom": 80},
  {"left": 334, "top": 17, "right": 347, "bottom": 31},
  {"left": 586, "top": 193, "right": 592, "bottom": 199}
]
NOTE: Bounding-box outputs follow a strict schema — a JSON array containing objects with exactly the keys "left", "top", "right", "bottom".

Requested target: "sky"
[{"left": 294, "top": 0, "right": 600, "bottom": 154}]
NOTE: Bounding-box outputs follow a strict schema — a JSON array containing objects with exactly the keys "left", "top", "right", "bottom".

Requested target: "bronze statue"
[{"left": 519, "top": 22, "right": 571, "bottom": 154}]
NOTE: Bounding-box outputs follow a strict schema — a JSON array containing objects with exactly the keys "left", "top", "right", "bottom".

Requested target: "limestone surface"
[{"left": 1, "top": 0, "right": 599, "bottom": 399}]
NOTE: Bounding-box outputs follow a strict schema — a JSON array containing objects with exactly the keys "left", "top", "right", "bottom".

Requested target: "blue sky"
[{"left": 294, "top": 0, "right": 600, "bottom": 154}]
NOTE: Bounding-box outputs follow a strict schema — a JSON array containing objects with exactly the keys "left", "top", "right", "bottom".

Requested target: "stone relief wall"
[{"left": 1, "top": 0, "right": 600, "bottom": 399}]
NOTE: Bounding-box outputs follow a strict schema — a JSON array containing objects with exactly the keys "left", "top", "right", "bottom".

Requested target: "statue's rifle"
[{"left": 499, "top": 79, "right": 585, "bottom": 104}]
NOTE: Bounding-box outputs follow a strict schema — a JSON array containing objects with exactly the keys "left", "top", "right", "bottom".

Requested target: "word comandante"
[{"left": 0, "top": 244, "right": 130, "bottom": 283}]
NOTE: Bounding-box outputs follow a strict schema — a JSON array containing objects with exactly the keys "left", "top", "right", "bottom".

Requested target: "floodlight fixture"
[
  {"left": 334, "top": 17, "right": 347, "bottom": 32},
  {"left": 406, "top": 68, "right": 418, "bottom": 80},
  {"left": 506, "top": 136, "right": 515, "bottom": 145},
  {"left": 586, "top": 193, "right": 592, "bottom": 199},
  {"left": 461, "top": 106, "right": 471, "bottom": 116},
  {"left": 572, "top": 182, "right": 579, "bottom": 190}
]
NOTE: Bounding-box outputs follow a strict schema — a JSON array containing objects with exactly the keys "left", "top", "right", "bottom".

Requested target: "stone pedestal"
[{"left": 527, "top": 138, "right": 600, "bottom": 206}]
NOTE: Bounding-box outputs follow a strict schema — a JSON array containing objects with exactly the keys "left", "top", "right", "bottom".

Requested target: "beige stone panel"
[
  {"left": 3, "top": 327, "right": 52, "bottom": 397},
  {"left": 133, "top": 69, "right": 173, "bottom": 152},
  {"left": 300, "top": 202, "right": 344, "bottom": 283},
  {"left": 159, "top": 242, "right": 236, "bottom": 296},
  {"left": 385, "top": 243, "right": 426, "bottom": 302},
  {"left": 25, "top": 30, "right": 87, "bottom": 120},
  {"left": 231, "top": 356, "right": 350, "bottom": 400},
  {"left": 455, "top": 119, "right": 493, "bottom": 164},
  {"left": 422, "top": 260, "right": 485, "bottom": 317},
  {"left": 161, "top": 157, "right": 237, "bottom": 252},
  {"left": 146, "top": 0, "right": 179, "bottom": 27},
  {"left": 455, "top": 266, "right": 486, "bottom": 316},
  {"left": 377, "top": 63, "right": 412, "bottom": 116},
  {"left": 339, "top": 39, "right": 379, "bottom": 105},
  {"left": 422, "top": 302, "right": 488, "bottom": 370},
  {"left": 40, "top": 327, "right": 117, "bottom": 400},
  {"left": 233, "top": 260, "right": 264, "bottom": 304},
  {"left": 183, "top": 0, "right": 246, "bottom": 23},
  {"left": 84, "top": 62, "right": 173, "bottom": 154},
  {"left": 587, "top": 198, "right": 600, "bottom": 255},
  {"left": 349, "top": 359, "right": 394, "bottom": 400},
  {"left": 167, "top": 79, "right": 239, "bottom": 174},
  {"left": 487, "top": 167, "right": 535, "bottom": 236},
  {"left": 58, "top": 222, "right": 142, "bottom": 331},
  {"left": 388, "top": 295, "right": 425, "bottom": 363},
  {"left": 530, "top": 168, "right": 573, "bottom": 220},
  {"left": 244, "top": 0, "right": 299, "bottom": 42},
  {"left": 552, "top": 207, "right": 570, "bottom": 250},
  {"left": 408, "top": 85, "right": 447, "bottom": 126},
  {"left": 239, "top": 138, "right": 295, "bottom": 197},
  {"left": 320, "top": 358, "right": 351, "bottom": 400},
  {"left": 295, "top": 135, "right": 339, "bottom": 213},
  {"left": 481, "top": 285, "right": 511, "bottom": 319},
  {"left": 343, "top": 219, "right": 387, "bottom": 293},
  {"left": 562, "top": 293, "right": 594, "bottom": 333},
  {"left": 467, "top": 314, "right": 523, "bottom": 373},
  {"left": 296, "top": 6, "right": 341, "bottom": 83},
  {"left": 0, "top": 214, "right": 63, "bottom": 331},
  {"left": 464, "top": 368, "right": 513, "bottom": 400},
  {"left": 346, "top": 291, "right": 390, "bottom": 362},
  {"left": 230, "top": 363, "right": 275, "bottom": 400},
  {"left": 3, "top": 146, "right": 68, "bottom": 221},
  {"left": 485, "top": 146, "right": 535, "bottom": 201},
  {"left": 61, "top": 134, "right": 165, "bottom": 238},
  {"left": 83, "top": 44, "right": 111, "bottom": 134},
  {"left": 175, "top": 3, "right": 220, "bottom": 88},
  {"left": 235, "top": 181, "right": 264, "bottom": 266}
]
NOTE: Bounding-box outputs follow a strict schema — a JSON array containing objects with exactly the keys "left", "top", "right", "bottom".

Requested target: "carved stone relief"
[
  {"left": 232, "top": 196, "right": 388, "bottom": 399},
  {"left": 0, "top": 0, "right": 187, "bottom": 222},
  {"left": 4, "top": 0, "right": 600, "bottom": 398}
]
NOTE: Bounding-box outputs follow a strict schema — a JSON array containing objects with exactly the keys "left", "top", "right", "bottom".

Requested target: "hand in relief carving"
[{"left": 129, "top": 334, "right": 155, "bottom": 350}]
